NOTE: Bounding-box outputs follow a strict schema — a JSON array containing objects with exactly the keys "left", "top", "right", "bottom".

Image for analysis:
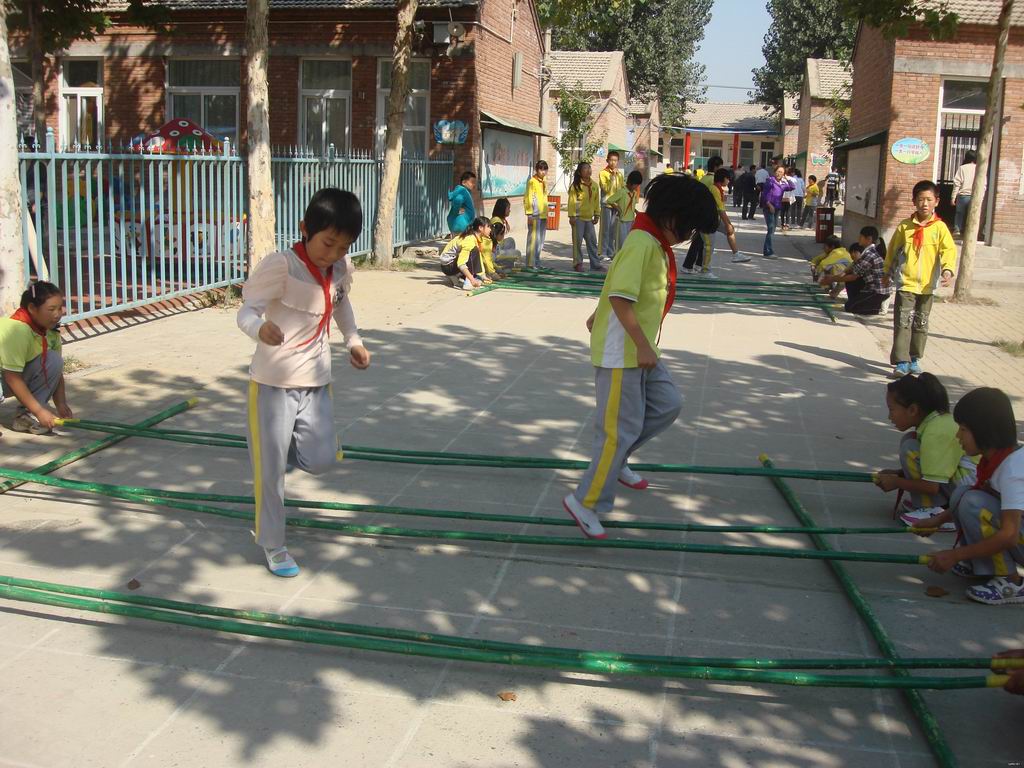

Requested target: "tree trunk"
[
  {"left": 27, "top": 0, "right": 44, "bottom": 146},
  {"left": 0, "top": 0, "right": 26, "bottom": 313},
  {"left": 245, "top": 0, "right": 276, "bottom": 268},
  {"left": 371, "top": 0, "right": 418, "bottom": 269},
  {"left": 953, "top": 0, "right": 1013, "bottom": 301}
]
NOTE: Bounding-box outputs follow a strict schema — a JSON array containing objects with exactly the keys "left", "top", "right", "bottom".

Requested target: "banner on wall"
[
  {"left": 481, "top": 128, "right": 533, "bottom": 198},
  {"left": 891, "top": 137, "right": 930, "bottom": 165}
]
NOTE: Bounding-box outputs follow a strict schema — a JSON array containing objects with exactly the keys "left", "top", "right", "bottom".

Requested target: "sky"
[{"left": 693, "top": 0, "right": 772, "bottom": 103}]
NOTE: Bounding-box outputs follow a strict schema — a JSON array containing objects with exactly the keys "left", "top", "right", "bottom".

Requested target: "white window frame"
[
  {"left": 375, "top": 58, "right": 431, "bottom": 157},
  {"left": 165, "top": 58, "right": 241, "bottom": 146},
  {"left": 59, "top": 58, "right": 104, "bottom": 149},
  {"left": 759, "top": 141, "right": 776, "bottom": 168},
  {"left": 934, "top": 75, "right": 999, "bottom": 240},
  {"left": 299, "top": 58, "right": 353, "bottom": 154},
  {"left": 699, "top": 138, "right": 723, "bottom": 159}
]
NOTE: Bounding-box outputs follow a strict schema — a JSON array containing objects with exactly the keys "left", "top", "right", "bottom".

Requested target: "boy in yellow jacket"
[
  {"left": 598, "top": 151, "right": 625, "bottom": 258},
  {"left": 523, "top": 160, "right": 549, "bottom": 269},
  {"left": 883, "top": 180, "right": 957, "bottom": 379}
]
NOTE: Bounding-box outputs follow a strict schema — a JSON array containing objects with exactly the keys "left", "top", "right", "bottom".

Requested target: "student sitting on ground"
[
  {"left": 809, "top": 235, "right": 852, "bottom": 284},
  {"left": 0, "top": 282, "right": 73, "bottom": 436},
  {"left": 439, "top": 217, "right": 495, "bottom": 290},
  {"left": 818, "top": 226, "right": 891, "bottom": 315},
  {"left": 489, "top": 198, "right": 519, "bottom": 268},
  {"left": 874, "top": 373, "right": 978, "bottom": 530},
  {"left": 922, "top": 387, "right": 1023, "bottom": 606}
]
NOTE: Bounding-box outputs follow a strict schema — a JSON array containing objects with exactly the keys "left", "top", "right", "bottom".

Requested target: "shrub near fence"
[{"left": 18, "top": 133, "right": 453, "bottom": 322}]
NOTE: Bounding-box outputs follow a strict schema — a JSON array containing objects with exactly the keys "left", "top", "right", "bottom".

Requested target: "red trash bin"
[
  {"left": 815, "top": 206, "right": 835, "bottom": 243},
  {"left": 547, "top": 195, "right": 561, "bottom": 230}
]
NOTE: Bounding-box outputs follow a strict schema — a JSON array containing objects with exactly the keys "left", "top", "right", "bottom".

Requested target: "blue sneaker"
[
  {"left": 891, "top": 361, "right": 911, "bottom": 379},
  {"left": 910, "top": 358, "right": 923, "bottom": 374},
  {"left": 264, "top": 546, "right": 300, "bottom": 577}
]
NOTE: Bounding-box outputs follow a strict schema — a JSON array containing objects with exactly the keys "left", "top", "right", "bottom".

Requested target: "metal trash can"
[
  {"left": 815, "top": 206, "right": 835, "bottom": 243},
  {"left": 546, "top": 195, "right": 561, "bottom": 230}
]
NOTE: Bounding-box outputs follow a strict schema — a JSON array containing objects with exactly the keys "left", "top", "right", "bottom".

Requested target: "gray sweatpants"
[
  {"left": 1, "top": 352, "right": 64, "bottom": 411},
  {"left": 573, "top": 361, "right": 682, "bottom": 514},
  {"left": 949, "top": 485, "right": 1024, "bottom": 577},
  {"left": 246, "top": 381, "right": 338, "bottom": 549}
]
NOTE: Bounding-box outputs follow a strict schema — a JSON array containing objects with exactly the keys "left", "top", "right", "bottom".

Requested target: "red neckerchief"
[
  {"left": 291, "top": 241, "right": 333, "bottom": 348},
  {"left": 972, "top": 446, "right": 1020, "bottom": 492},
  {"left": 625, "top": 188, "right": 638, "bottom": 216},
  {"left": 631, "top": 212, "right": 677, "bottom": 320},
  {"left": 911, "top": 215, "right": 940, "bottom": 253},
  {"left": 11, "top": 307, "right": 51, "bottom": 385}
]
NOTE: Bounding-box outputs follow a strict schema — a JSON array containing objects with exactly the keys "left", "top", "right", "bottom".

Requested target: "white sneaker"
[
  {"left": 462, "top": 279, "right": 477, "bottom": 291},
  {"left": 264, "top": 546, "right": 300, "bottom": 577},
  {"left": 11, "top": 411, "right": 51, "bottom": 435},
  {"left": 618, "top": 465, "right": 649, "bottom": 490},
  {"left": 731, "top": 252, "right": 751, "bottom": 263},
  {"left": 702, "top": 271, "right": 719, "bottom": 279},
  {"left": 680, "top": 266, "right": 694, "bottom": 274},
  {"left": 562, "top": 494, "right": 607, "bottom": 539},
  {"left": 899, "top": 507, "right": 955, "bottom": 532}
]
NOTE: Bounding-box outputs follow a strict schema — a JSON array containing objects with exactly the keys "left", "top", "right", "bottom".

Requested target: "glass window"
[
  {"left": 169, "top": 59, "right": 240, "bottom": 88},
  {"left": 65, "top": 59, "right": 101, "bottom": 88},
  {"left": 302, "top": 60, "right": 352, "bottom": 91},
  {"left": 379, "top": 60, "right": 429, "bottom": 91},
  {"left": 942, "top": 80, "right": 986, "bottom": 111}
]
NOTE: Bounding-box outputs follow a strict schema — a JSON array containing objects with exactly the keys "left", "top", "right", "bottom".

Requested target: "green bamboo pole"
[
  {"left": 505, "top": 273, "right": 821, "bottom": 297},
  {"left": 759, "top": 454, "right": 959, "bottom": 768},
  {"left": 2, "top": 574, "right": 1017, "bottom": 675},
  {"left": 0, "top": 581, "right": 1004, "bottom": 690},
  {"left": 0, "top": 398, "right": 199, "bottom": 495},
  {"left": 52, "top": 419, "right": 879, "bottom": 484},
  {"left": 517, "top": 267, "right": 820, "bottom": 291},
  {"left": 0, "top": 465, "right": 909, "bottom": 535},
  {"left": 0, "top": 466, "right": 931, "bottom": 565}
]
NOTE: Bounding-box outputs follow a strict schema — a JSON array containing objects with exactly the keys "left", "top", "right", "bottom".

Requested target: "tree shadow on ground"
[{"left": 0, "top": 302, "right": 1022, "bottom": 767}]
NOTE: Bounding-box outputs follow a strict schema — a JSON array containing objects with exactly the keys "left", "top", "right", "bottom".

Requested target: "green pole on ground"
[
  {"left": 0, "top": 398, "right": 199, "bottom": 495},
  {"left": 50, "top": 419, "right": 879, "bottom": 484},
  {"left": 0, "top": 574, "right": 1015, "bottom": 676},
  {"left": 759, "top": 454, "right": 959, "bottom": 768}
]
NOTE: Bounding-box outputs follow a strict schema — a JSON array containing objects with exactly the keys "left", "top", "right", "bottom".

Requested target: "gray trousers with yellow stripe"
[
  {"left": 949, "top": 485, "right": 1024, "bottom": 577},
  {"left": 573, "top": 361, "right": 682, "bottom": 514},
  {"left": 599, "top": 205, "right": 619, "bottom": 257},
  {"left": 246, "top": 381, "right": 337, "bottom": 549},
  {"left": 525, "top": 215, "right": 546, "bottom": 268}
]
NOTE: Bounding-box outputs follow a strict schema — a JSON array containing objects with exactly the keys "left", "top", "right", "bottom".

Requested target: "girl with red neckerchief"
[
  {"left": 238, "top": 188, "right": 371, "bottom": 578},
  {"left": 0, "top": 282, "right": 72, "bottom": 436},
  {"left": 920, "top": 387, "right": 1024, "bottom": 606}
]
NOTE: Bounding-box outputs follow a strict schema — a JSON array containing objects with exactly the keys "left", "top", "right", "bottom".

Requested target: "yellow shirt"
[
  {"left": 695, "top": 168, "right": 705, "bottom": 180},
  {"left": 884, "top": 215, "right": 957, "bottom": 295},
  {"left": 598, "top": 166, "right": 624, "bottom": 205},
  {"left": 604, "top": 187, "right": 640, "bottom": 222},
  {"left": 567, "top": 181, "right": 601, "bottom": 220},
  {"left": 805, "top": 182, "right": 820, "bottom": 199},
  {"left": 524, "top": 175, "right": 548, "bottom": 217},
  {"left": 811, "top": 247, "right": 851, "bottom": 274},
  {"left": 461, "top": 233, "right": 496, "bottom": 275}
]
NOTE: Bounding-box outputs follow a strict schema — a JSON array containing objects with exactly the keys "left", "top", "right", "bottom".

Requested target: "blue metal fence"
[{"left": 18, "top": 134, "right": 453, "bottom": 322}]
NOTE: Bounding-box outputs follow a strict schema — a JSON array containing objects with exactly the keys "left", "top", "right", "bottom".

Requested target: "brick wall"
[{"left": 845, "top": 23, "right": 1024, "bottom": 248}]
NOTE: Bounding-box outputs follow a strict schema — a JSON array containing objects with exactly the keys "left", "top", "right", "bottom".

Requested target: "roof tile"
[{"left": 680, "top": 102, "right": 778, "bottom": 133}]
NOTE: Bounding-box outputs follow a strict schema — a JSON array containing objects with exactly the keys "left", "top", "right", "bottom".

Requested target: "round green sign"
[{"left": 891, "top": 138, "right": 930, "bottom": 165}]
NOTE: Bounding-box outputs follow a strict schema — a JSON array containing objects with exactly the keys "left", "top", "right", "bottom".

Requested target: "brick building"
[
  {"left": 781, "top": 94, "right": 799, "bottom": 162},
  {"left": 794, "top": 58, "right": 852, "bottom": 178},
  {"left": 841, "top": 0, "right": 1024, "bottom": 258},
  {"left": 8, "top": 0, "right": 547, "bottom": 206},
  {"left": 662, "top": 102, "right": 780, "bottom": 172}
]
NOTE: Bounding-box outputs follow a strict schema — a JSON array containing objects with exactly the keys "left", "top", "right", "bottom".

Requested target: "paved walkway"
[{"left": 0, "top": 207, "right": 1022, "bottom": 767}]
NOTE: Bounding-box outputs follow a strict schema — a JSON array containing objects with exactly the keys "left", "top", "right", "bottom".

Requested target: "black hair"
[
  {"left": 534, "top": 160, "right": 548, "bottom": 172},
  {"left": 490, "top": 198, "right": 511, "bottom": 219},
  {"left": 707, "top": 155, "right": 724, "bottom": 172},
  {"left": 849, "top": 242, "right": 864, "bottom": 254},
  {"left": 626, "top": 170, "right": 643, "bottom": 186},
  {"left": 749, "top": 164, "right": 757, "bottom": 171},
  {"left": 823, "top": 234, "right": 842, "bottom": 249},
  {"left": 302, "top": 188, "right": 363, "bottom": 241},
  {"left": 459, "top": 171, "right": 477, "bottom": 184},
  {"left": 963, "top": 150, "right": 977, "bottom": 164},
  {"left": 643, "top": 174, "right": 718, "bottom": 242},
  {"left": 953, "top": 387, "right": 1018, "bottom": 451},
  {"left": 607, "top": 150, "right": 620, "bottom": 160},
  {"left": 887, "top": 372, "right": 950, "bottom": 416},
  {"left": 713, "top": 167, "right": 730, "bottom": 184},
  {"left": 20, "top": 281, "right": 63, "bottom": 310},
  {"left": 571, "top": 161, "right": 591, "bottom": 193},
  {"left": 912, "top": 180, "right": 939, "bottom": 200},
  {"left": 860, "top": 225, "right": 887, "bottom": 260},
  {"left": 808, "top": 174, "right": 817, "bottom": 182},
  {"left": 461, "top": 216, "right": 491, "bottom": 237}
]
